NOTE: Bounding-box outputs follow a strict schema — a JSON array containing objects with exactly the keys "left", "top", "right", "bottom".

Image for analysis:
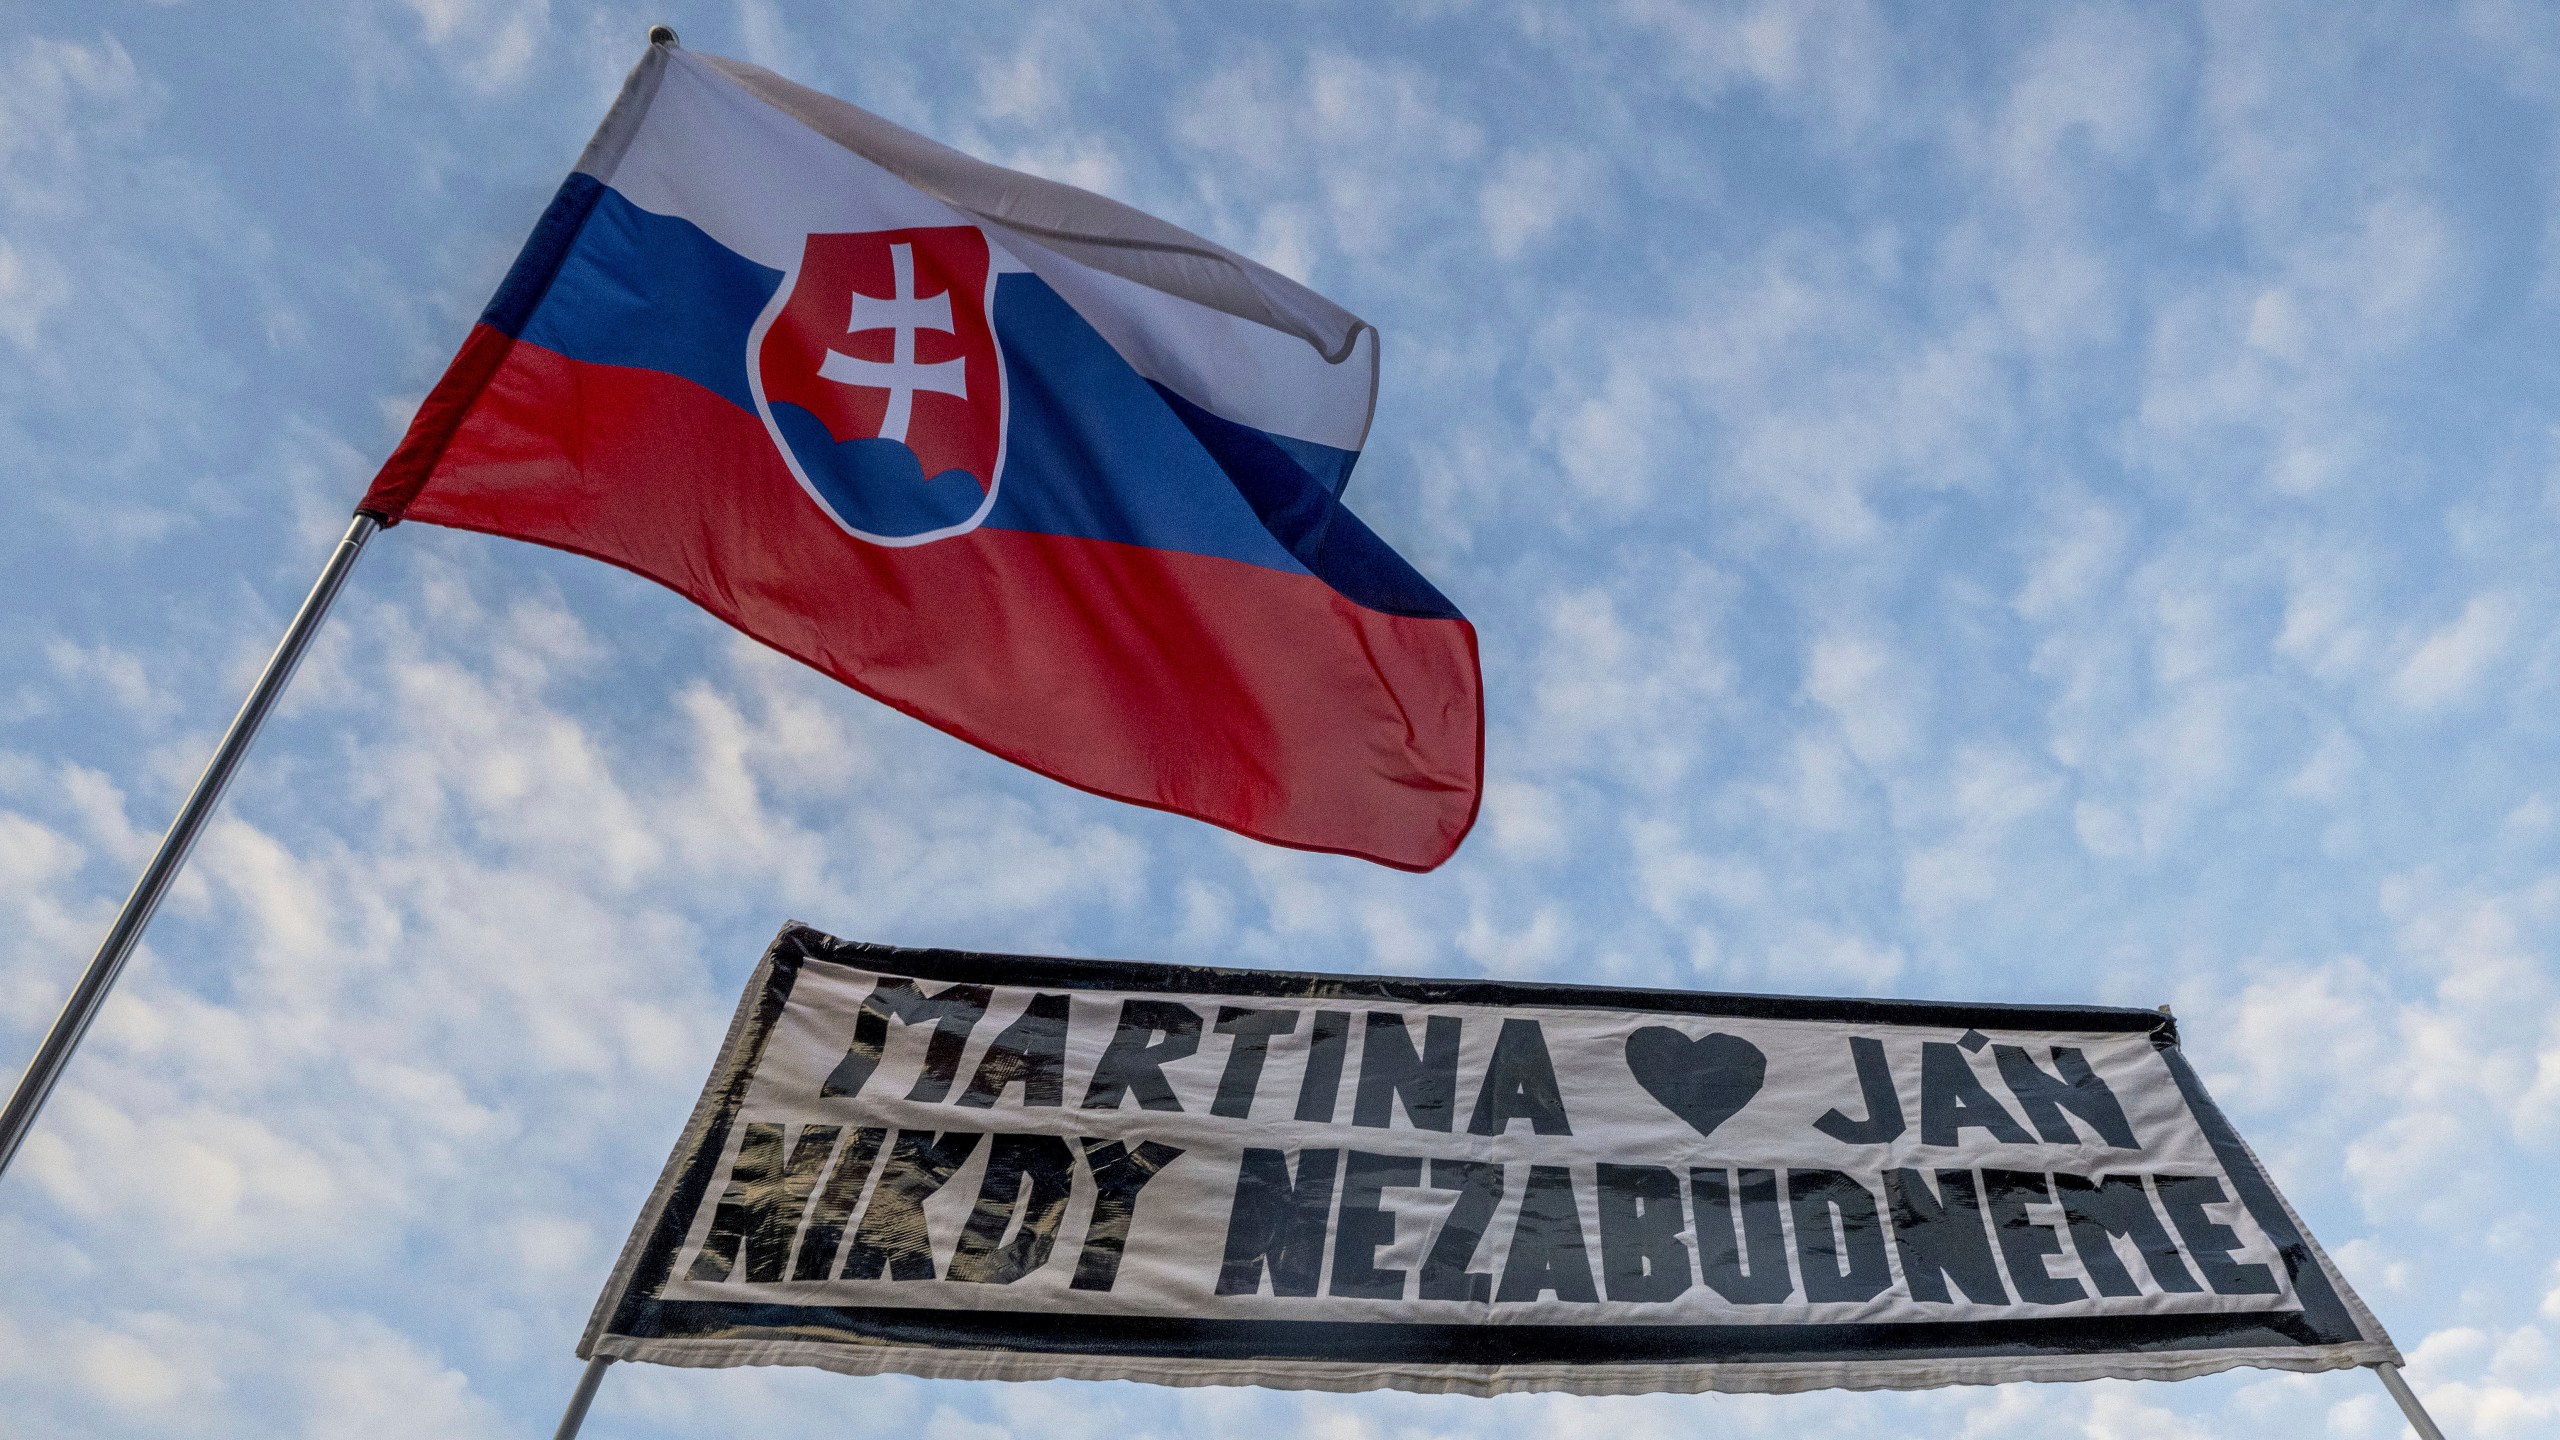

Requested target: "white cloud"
[
  {"left": 0, "top": 237, "right": 69, "bottom": 351},
  {"left": 1454, "top": 902, "right": 1571, "bottom": 977},
  {"left": 2392, "top": 593, "right": 2520, "bottom": 710},
  {"left": 1765, "top": 920, "right": 1904, "bottom": 990},
  {"left": 1481, "top": 779, "right": 1571, "bottom": 861},
  {"left": 1627, "top": 817, "right": 1766, "bottom": 923},
  {"left": 2285, "top": 728, "right": 2362, "bottom": 803},
  {"left": 0, "top": 808, "right": 81, "bottom": 894},
  {"left": 290, "top": 1315, "right": 501, "bottom": 1440},
  {"left": 1803, "top": 631, "right": 1923, "bottom": 771},
  {"left": 1172, "top": 48, "right": 1486, "bottom": 270},
  {"left": 44, "top": 641, "right": 172, "bottom": 727},
  {"left": 2014, "top": 492, "right": 2128, "bottom": 621},
  {"left": 2276, "top": 548, "right": 2376, "bottom": 678},
  {"left": 1524, "top": 569, "right": 1737, "bottom": 786},
  {"left": 1612, "top": 0, "right": 1900, "bottom": 144},
  {"left": 1900, "top": 745, "right": 2061, "bottom": 917},
  {"left": 1479, "top": 146, "right": 1606, "bottom": 260},
  {"left": 2396, "top": 1324, "right": 2560, "bottom": 1438},
  {"left": 398, "top": 0, "right": 550, "bottom": 94},
  {"left": 1542, "top": 365, "right": 1668, "bottom": 509}
]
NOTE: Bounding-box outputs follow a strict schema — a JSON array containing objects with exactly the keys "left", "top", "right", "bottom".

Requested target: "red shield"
[{"left": 755, "top": 226, "right": 1005, "bottom": 539}]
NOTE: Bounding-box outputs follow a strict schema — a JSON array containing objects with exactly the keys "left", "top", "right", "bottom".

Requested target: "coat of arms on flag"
[{"left": 754, "top": 226, "right": 1007, "bottom": 543}]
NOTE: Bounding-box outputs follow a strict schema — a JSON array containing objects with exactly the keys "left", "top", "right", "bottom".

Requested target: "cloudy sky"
[{"left": 3, "top": 0, "right": 2556, "bottom": 1434}]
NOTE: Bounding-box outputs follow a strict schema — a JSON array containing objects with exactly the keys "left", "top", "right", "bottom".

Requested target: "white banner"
[{"left": 583, "top": 924, "right": 2394, "bottom": 1396}]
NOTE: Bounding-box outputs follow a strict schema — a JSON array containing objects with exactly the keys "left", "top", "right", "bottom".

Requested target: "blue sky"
[{"left": 2, "top": 0, "right": 2555, "bottom": 1434}]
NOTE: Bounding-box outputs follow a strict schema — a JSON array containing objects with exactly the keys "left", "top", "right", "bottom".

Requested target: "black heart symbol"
[{"left": 1626, "top": 1027, "right": 1767, "bottom": 1140}]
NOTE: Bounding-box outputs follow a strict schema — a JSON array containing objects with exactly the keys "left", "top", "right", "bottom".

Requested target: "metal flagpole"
[
  {"left": 2372, "top": 1363, "right": 2449, "bottom": 1439},
  {"left": 552, "top": 1356, "right": 614, "bottom": 1439},
  {"left": 0, "top": 511, "right": 380, "bottom": 1182}
]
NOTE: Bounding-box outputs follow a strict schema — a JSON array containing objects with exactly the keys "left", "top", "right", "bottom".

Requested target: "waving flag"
[{"left": 363, "top": 41, "right": 1481, "bottom": 870}]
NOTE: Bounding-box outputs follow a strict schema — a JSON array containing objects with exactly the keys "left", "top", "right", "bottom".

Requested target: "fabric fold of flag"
[{"left": 363, "top": 42, "right": 1482, "bottom": 871}]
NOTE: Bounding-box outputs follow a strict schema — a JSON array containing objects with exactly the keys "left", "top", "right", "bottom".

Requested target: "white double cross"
[{"left": 819, "top": 242, "right": 968, "bottom": 445}]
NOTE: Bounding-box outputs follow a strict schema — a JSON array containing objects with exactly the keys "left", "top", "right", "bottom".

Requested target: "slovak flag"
[{"left": 363, "top": 41, "right": 1482, "bottom": 870}]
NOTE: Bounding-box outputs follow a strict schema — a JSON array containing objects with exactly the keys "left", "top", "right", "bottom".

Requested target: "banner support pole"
[
  {"left": 2372, "top": 1362, "right": 2447, "bottom": 1439},
  {"left": 552, "top": 1355, "right": 614, "bottom": 1439},
  {"left": 0, "top": 511, "right": 380, "bottom": 1184}
]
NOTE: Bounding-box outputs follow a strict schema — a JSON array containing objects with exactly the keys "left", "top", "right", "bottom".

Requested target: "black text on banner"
[{"left": 581, "top": 924, "right": 2394, "bottom": 1396}]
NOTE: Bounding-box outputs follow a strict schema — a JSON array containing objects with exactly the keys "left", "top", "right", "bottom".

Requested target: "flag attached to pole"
[{"left": 363, "top": 40, "right": 1482, "bottom": 870}]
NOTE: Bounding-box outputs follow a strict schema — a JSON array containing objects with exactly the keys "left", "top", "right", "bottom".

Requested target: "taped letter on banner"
[{"left": 581, "top": 923, "right": 2396, "bottom": 1396}]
